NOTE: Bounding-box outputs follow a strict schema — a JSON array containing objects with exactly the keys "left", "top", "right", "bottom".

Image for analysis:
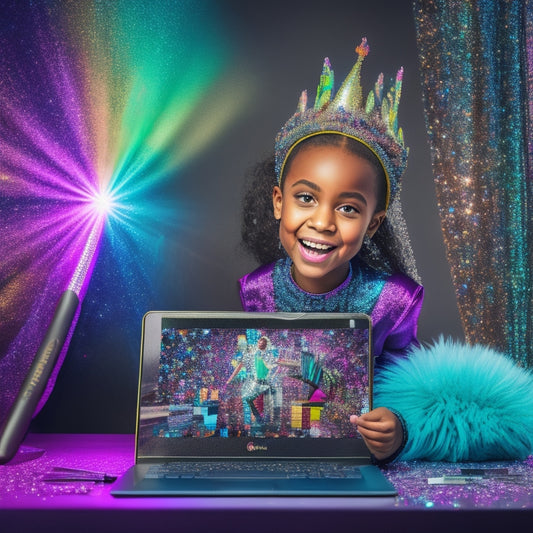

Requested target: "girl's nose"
[{"left": 308, "top": 206, "right": 336, "bottom": 232}]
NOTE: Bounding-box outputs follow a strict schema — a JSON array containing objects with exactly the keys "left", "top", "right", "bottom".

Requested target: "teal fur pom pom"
[{"left": 374, "top": 337, "right": 533, "bottom": 461}]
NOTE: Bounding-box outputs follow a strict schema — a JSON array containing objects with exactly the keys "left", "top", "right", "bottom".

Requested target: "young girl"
[{"left": 239, "top": 39, "right": 423, "bottom": 463}]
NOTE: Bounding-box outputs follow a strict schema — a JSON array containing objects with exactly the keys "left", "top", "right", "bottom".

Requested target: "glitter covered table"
[{"left": 0, "top": 433, "right": 532, "bottom": 532}]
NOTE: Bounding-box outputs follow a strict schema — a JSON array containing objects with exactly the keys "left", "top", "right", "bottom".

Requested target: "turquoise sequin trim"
[{"left": 272, "top": 257, "right": 387, "bottom": 313}]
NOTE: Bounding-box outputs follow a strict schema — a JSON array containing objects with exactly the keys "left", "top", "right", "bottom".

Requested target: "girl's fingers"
[{"left": 357, "top": 426, "right": 395, "bottom": 444}]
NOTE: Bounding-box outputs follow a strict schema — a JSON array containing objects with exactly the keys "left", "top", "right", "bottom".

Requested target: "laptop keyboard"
[{"left": 146, "top": 461, "right": 362, "bottom": 480}]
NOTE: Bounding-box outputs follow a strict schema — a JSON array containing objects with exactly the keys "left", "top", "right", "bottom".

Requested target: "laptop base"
[{"left": 111, "top": 464, "right": 397, "bottom": 497}]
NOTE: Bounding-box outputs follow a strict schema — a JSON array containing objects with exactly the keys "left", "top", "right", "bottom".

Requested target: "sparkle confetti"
[{"left": 0, "top": 0, "right": 248, "bottom": 420}]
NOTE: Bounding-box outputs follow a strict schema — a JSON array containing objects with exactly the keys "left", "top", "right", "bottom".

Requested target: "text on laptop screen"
[{"left": 139, "top": 320, "right": 369, "bottom": 445}]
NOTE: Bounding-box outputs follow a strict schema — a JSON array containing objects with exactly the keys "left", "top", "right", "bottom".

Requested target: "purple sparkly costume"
[{"left": 239, "top": 257, "right": 423, "bottom": 359}]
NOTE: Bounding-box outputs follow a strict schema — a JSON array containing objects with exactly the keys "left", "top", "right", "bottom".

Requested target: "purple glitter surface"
[
  {"left": 1, "top": 434, "right": 532, "bottom": 510},
  {"left": 385, "top": 459, "right": 533, "bottom": 509}
]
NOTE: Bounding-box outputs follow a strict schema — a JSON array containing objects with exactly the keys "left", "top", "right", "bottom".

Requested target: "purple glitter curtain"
[{"left": 414, "top": 0, "right": 533, "bottom": 367}]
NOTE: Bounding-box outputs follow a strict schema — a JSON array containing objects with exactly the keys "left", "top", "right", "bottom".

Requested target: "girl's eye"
[
  {"left": 295, "top": 193, "right": 315, "bottom": 204},
  {"left": 338, "top": 205, "right": 359, "bottom": 215}
]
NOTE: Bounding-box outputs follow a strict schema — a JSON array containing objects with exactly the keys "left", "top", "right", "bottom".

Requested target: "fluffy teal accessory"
[{"left": 374, "top": 337, "right": 533, "bottom": 462}]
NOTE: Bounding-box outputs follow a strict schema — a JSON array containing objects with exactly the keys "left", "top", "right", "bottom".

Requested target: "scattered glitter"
[
  {"left": 1, "top": 434, "right": 532, "bottom": 507},
  {"left": 384, "top": 458, "right": 533, "bottom": 509}
]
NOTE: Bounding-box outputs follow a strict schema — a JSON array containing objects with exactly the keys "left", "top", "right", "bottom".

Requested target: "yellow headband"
[{"left": 279, "top": 131, "right": 391, "bottom": 211}]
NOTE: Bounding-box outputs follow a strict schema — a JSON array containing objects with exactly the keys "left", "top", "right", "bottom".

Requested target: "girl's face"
[{"left": 273, "top": 144, "right": 385, "bottom": 294}]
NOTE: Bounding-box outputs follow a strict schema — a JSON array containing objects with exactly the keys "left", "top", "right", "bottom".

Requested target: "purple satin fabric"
[
  {"left": 239, "top": 262, "right": 423, "bottom": 358},
  {"left": 239, "top": 263, "right": 277, "bottom": 314}
]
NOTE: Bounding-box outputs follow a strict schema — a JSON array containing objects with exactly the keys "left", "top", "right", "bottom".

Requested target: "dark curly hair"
[
  {"left": 241, "top": 154, "right": 283, "bottom": 265},
  {"left": 241, "top": 133, "right": 415, "bottom": 278}
]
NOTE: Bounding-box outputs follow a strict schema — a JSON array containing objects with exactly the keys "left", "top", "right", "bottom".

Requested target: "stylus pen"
[{"left": 0, "top": 289, "right": 80, "bottom": 464}]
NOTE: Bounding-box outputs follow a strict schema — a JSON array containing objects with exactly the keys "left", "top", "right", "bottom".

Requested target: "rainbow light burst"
[{"left": 0, "top": 0, "right": 249, "bottom": 419}]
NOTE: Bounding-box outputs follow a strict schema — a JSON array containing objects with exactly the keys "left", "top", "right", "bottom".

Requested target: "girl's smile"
[
  {"left": 273, "top": 144, "right": 385, "bottom": 294},
  {"left": 298, "top": 237, "right": 337, "bottom": 263}
]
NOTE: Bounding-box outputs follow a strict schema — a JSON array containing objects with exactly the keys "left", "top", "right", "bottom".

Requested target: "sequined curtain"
[{"left": 414, "top": 0, "right": 533, "bottom": 367}]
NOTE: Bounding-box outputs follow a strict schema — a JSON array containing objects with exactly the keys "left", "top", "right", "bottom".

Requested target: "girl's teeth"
[{"left": 302, "top": 240, "right": 332, "bottom": 251}]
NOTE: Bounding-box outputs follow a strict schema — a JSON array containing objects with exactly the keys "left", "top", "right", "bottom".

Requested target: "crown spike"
[
  {"left": 296, "top": 90, "right": 308, "bottom": 115},
  {"left": 374, "top": 72, "right": 384, "bottom": 107},
  {"left": 393, "top": 67, "right": 403, "bottom": 122},
  {"left": 379, "top": 67, "right": 404, "bottom": 141},
  {"left": 365, "top": 90, "right": 375, "bottom": 115},
  {"left": 381, "top": 94, "right": 391, "bottom": 133},
  {"left": 398, "top": 127, "right": 404, "bottom": 146},
  {"left": 314, "top": 58, "right": 334, "bottom": 110},
  {"left": 331, "top": 38, "right": 369, "bottom": 112}
]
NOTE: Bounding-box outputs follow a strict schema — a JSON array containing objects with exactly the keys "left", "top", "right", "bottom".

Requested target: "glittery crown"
[{"left": 275, "top": 38, "right": 408, "bottom": 210}]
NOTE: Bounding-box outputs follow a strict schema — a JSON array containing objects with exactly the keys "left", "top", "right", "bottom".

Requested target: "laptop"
[{"left": 111, "top": 311, "right": 396, "bottom": 496}]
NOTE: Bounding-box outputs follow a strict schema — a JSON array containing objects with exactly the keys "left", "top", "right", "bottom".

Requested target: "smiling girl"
[
  {"left": 273, "top": 135, "right": 386, "bottom": 295},
  {"left": 239, "top": 40, "right": 423, "bottom": 463}
]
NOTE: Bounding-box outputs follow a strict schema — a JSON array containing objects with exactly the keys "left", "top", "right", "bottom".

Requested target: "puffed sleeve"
[
  {"left": 370, "top": 272, "right": 424, "bottom": 361},
  {"left": 369, "top": 273, "right": 423, "bottom": 464},
  {"left": 239, "top": 262, "right": 277, "bottom": 312}
]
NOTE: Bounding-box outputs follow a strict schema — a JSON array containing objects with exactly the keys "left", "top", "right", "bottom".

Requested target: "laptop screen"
[{"left": 136, "top": 312, "right": 372, "bottom": 460}]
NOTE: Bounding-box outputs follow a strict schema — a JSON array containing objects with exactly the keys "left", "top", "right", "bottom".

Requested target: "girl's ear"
[
  {"left": 366, "top": 211, "right": 386, "bottom": 238},
  {"left": 272, "top": 185, "right": 283, "bottom": 220}
]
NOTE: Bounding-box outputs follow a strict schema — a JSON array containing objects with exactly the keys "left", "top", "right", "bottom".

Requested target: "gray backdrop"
[{"left": 32, "top": 0, "right": 463, "bottom": 433}]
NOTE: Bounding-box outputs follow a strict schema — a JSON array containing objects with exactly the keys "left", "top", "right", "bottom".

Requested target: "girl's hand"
[{"left": 349, "top": 407, "right": 403, "bottom": 461}]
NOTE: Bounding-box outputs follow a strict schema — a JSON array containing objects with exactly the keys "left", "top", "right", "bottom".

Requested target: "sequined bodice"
[{"left": 272, "top": 257, "right": 387, "bottom": 314}]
